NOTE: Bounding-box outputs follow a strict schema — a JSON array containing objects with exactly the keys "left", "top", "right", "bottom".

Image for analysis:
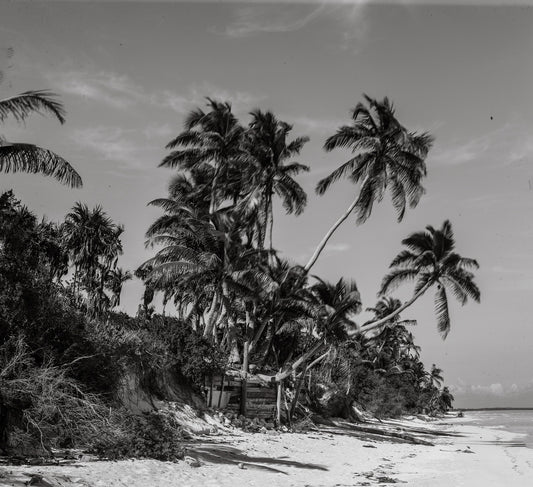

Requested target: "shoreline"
[{"left": 2, "top": 415, "right": 533, "bottom": 486}]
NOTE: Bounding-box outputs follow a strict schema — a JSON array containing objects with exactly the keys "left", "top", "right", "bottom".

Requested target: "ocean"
[{"left": 461, "top": 409, "right": 533, "bottom": 448}]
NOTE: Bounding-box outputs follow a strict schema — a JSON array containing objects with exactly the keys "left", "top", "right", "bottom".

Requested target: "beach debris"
[
  {"left": 237, "top": 462, "right": 246, "bottom": 469},
  {"left": 184, "top": 455, "right": 201, "bottom": 467},
  {"left": 363, "top": 444, "right": 377, "bottom": 448},
  {"left": 25, "top": 474, "right": 58, "bottom": 486}
]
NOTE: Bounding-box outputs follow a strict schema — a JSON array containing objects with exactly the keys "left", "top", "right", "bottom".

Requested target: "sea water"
[{"left": 463, "top": 409, "right": 533, "bottom": 448}]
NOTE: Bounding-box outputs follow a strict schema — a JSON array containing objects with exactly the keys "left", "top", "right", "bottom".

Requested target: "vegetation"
[{"left": 0, "top": 90, "right": 479, "bottom": 457}]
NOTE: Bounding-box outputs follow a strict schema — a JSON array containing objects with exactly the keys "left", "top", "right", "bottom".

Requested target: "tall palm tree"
[
  {"left": 159, "top": 99, "right": 244, "bottom": 215},
  {"left": 0, "top": 90, "right": 81, "bottom": 187},
  {"left": 361, "top": 220, "right": 480, "bottom": 338},
  {"left": 241, "top": 110, "right": 309, "bottom": 250},
  {"left": 304, "top": 95, "right": 433, "bottom": 272}
]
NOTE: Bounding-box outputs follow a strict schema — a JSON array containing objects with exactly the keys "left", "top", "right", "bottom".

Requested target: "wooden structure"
[{"left": 205, "top": 373, "right": 277, "bottom": 420}]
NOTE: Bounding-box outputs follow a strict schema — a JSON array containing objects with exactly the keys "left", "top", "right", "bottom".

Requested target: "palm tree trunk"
[
  {"left": 274, "top": 341, "right": 325, "bottom": 382},
  {"left": 203, "top": 293, "right": 220, "bottom": 337},
  {"left": 357, "top": 281, "right": 433, "bottom": 335},
  {"left": 209, "top": 166, "right": 221, "bottom": 215},
  {"left": 304, "top": 197, "right": 358, "bottom": 273},
  {"left": 268, "top": 193, "right": 274, "bottom": 252},
  {"left": 289, "top": 364, "right": 307, "bottom": 422},
  {"left": 240, "top": 308, "right": 253, "bottom": 416}
]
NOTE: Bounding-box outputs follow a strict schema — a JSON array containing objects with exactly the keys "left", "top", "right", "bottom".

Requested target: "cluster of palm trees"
[
  {"left": 1, "top": 86, "right": 479, "bottom": 416},
  {"left": 141, "top": 94, "right": 479, "bottom": 419}
]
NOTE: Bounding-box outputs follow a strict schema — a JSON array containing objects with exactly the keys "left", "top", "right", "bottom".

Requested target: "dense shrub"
[{"left": 91, "top": 410, "right": 185, "bottom": 461}]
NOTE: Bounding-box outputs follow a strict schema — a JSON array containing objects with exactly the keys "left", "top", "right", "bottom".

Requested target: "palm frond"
[
  {"left": 0, "top": 143, "right": 82, "bottom": 187},
  {"left": 0, "top": 90, "right": 66, "bottom": 124}
]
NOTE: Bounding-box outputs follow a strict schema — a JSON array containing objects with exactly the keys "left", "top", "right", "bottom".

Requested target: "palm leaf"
[
  {"left": 0, "top": 90, "right": 66, "bottom": 124},
  {"left": 0, "top": 143, "right": 82, "bottom": 187}
]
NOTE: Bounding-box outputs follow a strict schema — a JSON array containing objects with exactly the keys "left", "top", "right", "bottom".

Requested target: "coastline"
[{"left": 2, "top": 415, "right": 533, "bottom": 486}]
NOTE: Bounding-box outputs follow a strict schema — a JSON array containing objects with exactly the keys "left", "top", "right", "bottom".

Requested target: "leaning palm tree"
[
  {"left": 361, "top": 220, "right": 480, "bottom": 338},
  {"left": 304, "top": 95, "right": 433, "bottom": 272},
  {"left": 0, "top": 90, "right": 81, "bottom": 187}
]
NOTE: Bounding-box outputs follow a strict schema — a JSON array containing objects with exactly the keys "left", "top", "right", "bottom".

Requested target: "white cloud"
[
  {"left": 47, "top": 71, "right": 148, "bottom": 109},
  {"left": 324, "top": 243, "right": 351, "bottom": 254},
  {"left": 289, "top": 115, "right": 343, "bottom": 135},
  {"left": 222, "top": 4, "right": 325, "bottom": 38},
  {"left": 160, "top": 83, "right": 264, "bottom": 114},
  {"left": 71, "top": 126, "right": 160, "bottom": 170},
  {"left": 430, "top": 122, "right": 533, "bottom": 167},
  {"left": 47, "top": 70, "right": 263, "bottom": 114}
]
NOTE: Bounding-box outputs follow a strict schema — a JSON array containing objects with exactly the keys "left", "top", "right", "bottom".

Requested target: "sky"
[{"left": 1, "top": 0, "right": 533, "bottom": 408}]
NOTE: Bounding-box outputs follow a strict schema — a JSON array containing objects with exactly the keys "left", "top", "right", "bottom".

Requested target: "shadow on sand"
[{"left": 186, "top": 443, "right": 329, "bottom": 474}]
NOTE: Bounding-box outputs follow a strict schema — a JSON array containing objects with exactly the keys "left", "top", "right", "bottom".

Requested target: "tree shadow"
[{"left": 187, "top": 443, "right": 329, "bottom": 474}]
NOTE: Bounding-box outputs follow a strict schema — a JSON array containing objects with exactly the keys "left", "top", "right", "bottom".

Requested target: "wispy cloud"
[
  {"left": 289, "top": 115, "right": 343, "bottom": 135},
  {"left": 222, "top": 4, "right": 325, "bottom": 38},
  {"left": 71, "top": 126, "right": 160, "bottom": 170},
  {"left": 431, "top": 122, "right": 533, "bottom": 167},
  {"left": 160, "top": 82, "right": 265, "bottom": 114},
  {"left": 47, "top": 71, "right": 148, "bottom": 109},
  {"left": 47, "top": 70, "right": 263, "bottom": 114}
]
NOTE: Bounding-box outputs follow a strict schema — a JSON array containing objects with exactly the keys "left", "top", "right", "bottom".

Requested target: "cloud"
[
  {"left": 160, "top": 82, "right": 264, "bottom": 114},
  {"left": 289, "top": 115, "right": 343, "bottom": 135},
  {"left": 222, "top": 4, "right": 325, "bottom": 38},
  {"left": 47, "top": 70, "right": 263, "bottom": 114},
  {"left": 324, "top": 243, "right": 351, "bottom": 254},
  {"left": 47, "top": 71, "right": 148, "bottom": 109},
  {"left": 71, "top": 126, "right": 159, "bottom": 170},
  {"left": 431, "top": 122, "right": 533, "bottom": 167}
]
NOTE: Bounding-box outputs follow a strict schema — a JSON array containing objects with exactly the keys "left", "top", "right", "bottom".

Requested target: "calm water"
[{"left": 461, "top": 409, "right": 533, "bottom": 448}]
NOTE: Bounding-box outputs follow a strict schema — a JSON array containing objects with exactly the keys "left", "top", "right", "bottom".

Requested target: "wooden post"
[
  {"left": 217, "top": 373, "right": 226, "bottom": 408},
  {"left": 276, "top": 377, "right": 282, "bottom": 426},
  {"left": 209, "top": 375, "right": 214, "bottom": 408}
]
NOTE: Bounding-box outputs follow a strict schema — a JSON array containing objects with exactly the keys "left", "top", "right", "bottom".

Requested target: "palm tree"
[
  {"left": 107, "top": 267, "right": 132, "bottom": 308},
  {"left": 304, "top": 95, "right": 433, "bottom": 272},
  {"left": 241, "top": 110, "right": 309, "bottom": 250},
  {"left": 0, "top": 90, "right": 82, "bottom": 187},
  {"left": 361, "top": 220, "right": 480, "bottom": 338},
  {"left": 160, "top": 98, "right": 244, "bottom": 215},
  {"left": 274, "top": 277, "right": 361, "bottom": 382},
  {"left": 427, "top": 364, "right": 444, "bottom": 389},
  {"left": 62, "top": 203, "right": 123, "bottom": 310}
]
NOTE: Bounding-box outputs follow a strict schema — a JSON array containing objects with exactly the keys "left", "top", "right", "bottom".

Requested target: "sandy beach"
[{"left": 2, "top": 415, "right": 533, "bottom": 487}]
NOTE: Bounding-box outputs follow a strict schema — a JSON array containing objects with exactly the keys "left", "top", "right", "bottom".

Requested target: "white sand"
[{"left": 3, "top": 416, "right": 533, "bottom": 487}]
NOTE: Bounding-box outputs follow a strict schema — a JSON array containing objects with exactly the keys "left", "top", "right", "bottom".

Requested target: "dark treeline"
[{"left": 0, "top": 90, "right": 479, "bottom": 458}]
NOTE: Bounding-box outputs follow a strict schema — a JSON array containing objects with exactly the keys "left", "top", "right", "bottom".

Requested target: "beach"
[{"left": 2, "top": 415, "right": 533, "bottom": 487}]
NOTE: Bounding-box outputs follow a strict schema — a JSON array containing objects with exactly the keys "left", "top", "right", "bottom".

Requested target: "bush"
[
  {"left": 91, "top": 410, "right": 185, "bottom": 461},
  {"left": 0, "top": 336, "right": 113, "bottom": 454}
]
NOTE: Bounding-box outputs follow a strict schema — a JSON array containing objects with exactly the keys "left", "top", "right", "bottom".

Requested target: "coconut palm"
[
  {"left": 427, "top": 364, "right": 444, "bottom": 389},
  {"left": 0, "top": 90, "right": 81, "bottom": 187},
  {"left": 361, "top": 220, "right": 480, "bottom": 338},
  {"left": 106, "top": 267, "right": 132, "bottom": 308},
  {"left": 241, "top": 110, "right": 309, "bottom": 250},
  {"left": 160, "top": 99, "right": 244, "bottom": 215},
  {"left": 304, "top": 95, "right": 433, "bottom": 272}
]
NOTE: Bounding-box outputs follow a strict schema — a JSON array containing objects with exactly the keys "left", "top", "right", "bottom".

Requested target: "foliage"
[
  {"left": 0, "top": 90, "right": 82, "bottom": 187},
  {"left": 91, "top": 410, "right": 185, "bottom": 461}
]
